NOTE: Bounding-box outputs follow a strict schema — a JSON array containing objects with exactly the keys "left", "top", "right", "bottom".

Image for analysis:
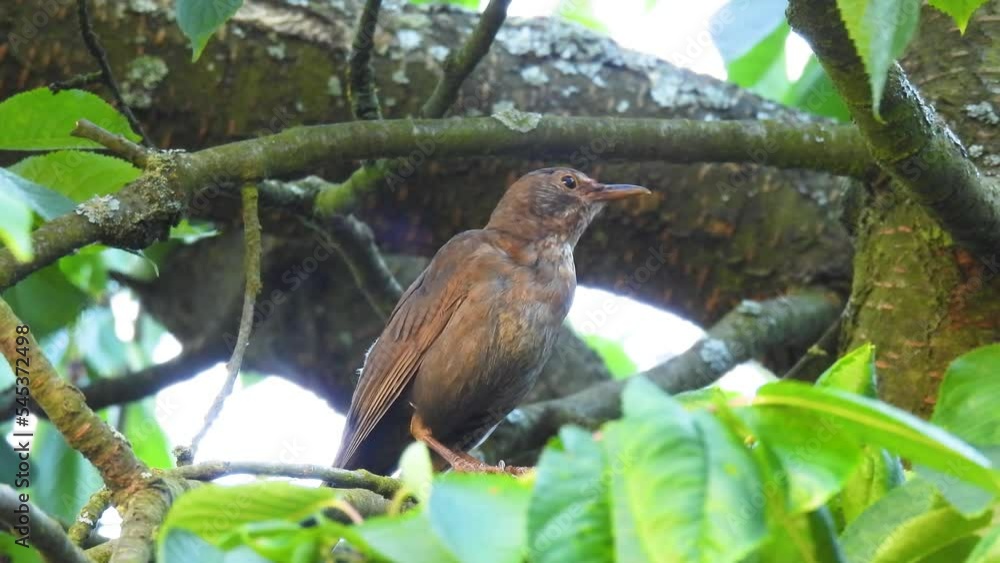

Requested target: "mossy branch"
[
  {"left": 0, "top": 116, "right": 869, "bottom": 291},
  {"left": 0, "top": 298, "right": 151, "bottom": 496}
]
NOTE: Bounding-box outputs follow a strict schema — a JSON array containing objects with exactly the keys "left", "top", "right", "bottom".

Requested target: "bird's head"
[{"left": 486, "top": 167, "right": 650, "bottom": 247}]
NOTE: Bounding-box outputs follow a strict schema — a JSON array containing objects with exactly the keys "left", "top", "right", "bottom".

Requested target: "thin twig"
[
  {"left": 67, "top": 488, "right": 112, "bottom": 545},
  {"left": 348, "top": 0, "right": 384, "bottom": 121},
  {"left": 0, "top": 298, "right": 150, "bottom": 495},
  {"left": 76, "top": 0, "right": 152, "bottom": 146},
  {"left": 301, "top": 214, "right": 403, "bottom": 319},
  {"left": 320, "top": 0, "right": 514, "bottom": 213},
  {"left": 49, "top": 71, "right": 103, "bottom": 92},
  {"left": 421, "top": 0, "right": 512, "bottom": 118},
  {"left": 175, "top": 461, "right": 401, "bottom": 498},
  {"left": 0, "top": 485, "right": 90, "bottom": 563},
  {"left": 71, "top": 118, "right": 151, "bottom": 167},
  {"left": 188, "top": 187, "right": 262, "bottom": 458},
  {"left": 783, "top": 317, "right": 843, "bottom": 382}
]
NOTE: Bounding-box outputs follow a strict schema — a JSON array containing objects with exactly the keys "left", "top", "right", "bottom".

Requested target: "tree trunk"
[{"left": 839, "top": 3, "right": 1000, "bottom": 416}]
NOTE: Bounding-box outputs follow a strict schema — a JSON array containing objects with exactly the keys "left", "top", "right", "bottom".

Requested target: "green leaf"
[
  {"left": 918, "top": 535, "right": 983, "bottom": 563},
  {"left": 0, "top": 168, "right": 75, "bottom": 219},
  {"left": 11, "top": 151, "right": 141, "bottom": 201},
  {"left": 555, "top": 0, "right": 609, "bottom": 33},
  {"left": 176, "top": 0, "right": 245, "bottom": 61},
  {"left": 753, "top": 381, "right": 1000, "bottom": 496},
  {"left": 581, "top": 334, "right": 637, "bottom": 378},
  {"left": 751, "top": 507, "right": 846, "bottom": 563},
  {"left": 674, "top": 386, "right": 741, "bottom": 410},
  {"left": 919, "top": 344, "right": 1000, "bottom": 515},
  {"left": 3, "top": 265, "right": 87, "bottom": 338},
  {"left": 428, "top": 473, "right": 532, "bottom": 563},
  {"left": 966, "top": 523, "right": 1000, "bottom": 563},
  {"left": 726, "top": 22, "right": 792, "bottom": 101},
  {"left": 352, "top": 510, "right": 458, "bottom": 563},
  {"left": 816, "top": 343, "right": 877, "bottom": 396},
  {"left": 58, "top": 247, "right": 110, "bottom": 297},
  {"left": 0, "top": 88, "right": 140, "bottom": 150},
  {"left": 0, "top": 189, "right": 35, "bottom": 262},
  {"left": 408, "top": 0, "right": 480, "bottom": 8},
  {"left": 816, "top": 344, "right": 905, "bottom": 524},
  {"left": 528, "top": 426, "right": 612, "bottom": 563},
  {"left": 927, "top": 0, "right": 988, "bottom": 33},
  {"left": 0, "top": 532, "right": 44, "bottom": 563},
  {"left": 740, "top": 407, "right": 863, "bottom": 514},
  {"left": 839, "top": 477, "right": 992, "bottom": 563},
  {"left": 837, "top": 445, "right": 904, "bottom": 525},
  {"left": 932, "top": 344, "right": 1000, "bottom": 445},
  {"left": 711, "top": 0, "right": 789, "bottom": 62},
  {"left": 124, "top": 399, "right": 173, "bottom": 469},
  {"left": 782, "top": 57, "right": 851, "bottom": 122},
  {"left": 161, "top": 530, "right": 226, "bottom": 563},
  {"left": 835, "top": 0, "right": 921, "bottom": 115},
  {"left": 159, "top": 482, "right": 337, "bottom": 547},
  {"left": 399, "top": 441, "right": 434, "bottom": 504},
  {"left": 32, "top": 421, "right": 104, "bottom": 522},
  {"left": 604, "top": 377, "right": 767, "bottom": 563}
]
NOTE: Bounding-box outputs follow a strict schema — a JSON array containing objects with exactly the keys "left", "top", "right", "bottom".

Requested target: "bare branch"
[
  {"left": 480, "top": 289, "right": 843, "bottom": 463},
  {"left": 783, "top": 317, "right": 842, "bottom": 382},
  {"left": 420, "top": 0, "right": 512, "bottom": 118},
  {"left": 75, "top": 0, "right": 152, "bottom": 146},
  {"left": 301, "top": 214, "right": 403, "bottom": 319},
  {"left": 318, "top": 0, "right": 514, "bottom": 213},
  {"left": 175, "top": 460, "right": 401, "bottom": 499},
  {"left": 0, "top": 485, "right": 90, "bottom": 563},
  {"left": 189, "top": 187, "right": 262, "bottom": 458},
  {"left": 72, "top": 118, "right": 151, "bottom": 167},
  {"left": 787, "top": 0, "right": 1000, "bottom": 262},
  {"left": 348, "top": 0, "right": 384, "bottom": 121}
]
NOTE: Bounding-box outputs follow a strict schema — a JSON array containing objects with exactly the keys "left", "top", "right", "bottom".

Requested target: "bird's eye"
[{"left": 561, "top": 175, "right": 577, "bottom": 189}]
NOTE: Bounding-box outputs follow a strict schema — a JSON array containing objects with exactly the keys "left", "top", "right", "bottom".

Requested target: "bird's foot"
[{"left": 451, "top": 458, "right": 531, "bottom": 475}]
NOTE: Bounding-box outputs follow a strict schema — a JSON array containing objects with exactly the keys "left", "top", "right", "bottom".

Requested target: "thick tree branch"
[
  {"left": 0, "top": 298, "right": 150, "bottom": 496},
  {"left": 480, "top": 289, "right": 843, "bottom": 462},
  {"left": 0, "top": 116, "right": 866, "bottom": 292},
  {"left": 0, "top": 485, "right": 90, "bottom": 563},
  {"left": 787, "top": 0, "right": 1000, "bottom": 261}
]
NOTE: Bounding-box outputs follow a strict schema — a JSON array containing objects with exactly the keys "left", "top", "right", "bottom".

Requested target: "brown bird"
[{"left": 333, "top": 168, "right": 650, "bottom": 474}]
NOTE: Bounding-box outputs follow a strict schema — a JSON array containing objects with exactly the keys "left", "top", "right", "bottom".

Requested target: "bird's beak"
[{"left": 585, "top": 183, "right": 652, "bottom": 202}]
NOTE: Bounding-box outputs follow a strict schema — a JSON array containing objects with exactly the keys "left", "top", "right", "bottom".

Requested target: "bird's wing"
[{"left": 334, "top": 232, "right": 489, "bottom": 467}]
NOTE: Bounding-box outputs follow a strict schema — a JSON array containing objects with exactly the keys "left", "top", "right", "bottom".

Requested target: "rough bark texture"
[
  {"left": 792, "top": 1, "right": 1000, "bottom": 416},
  {"left": 1, "top": 0, "right": 853, "bottom": 411}
]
